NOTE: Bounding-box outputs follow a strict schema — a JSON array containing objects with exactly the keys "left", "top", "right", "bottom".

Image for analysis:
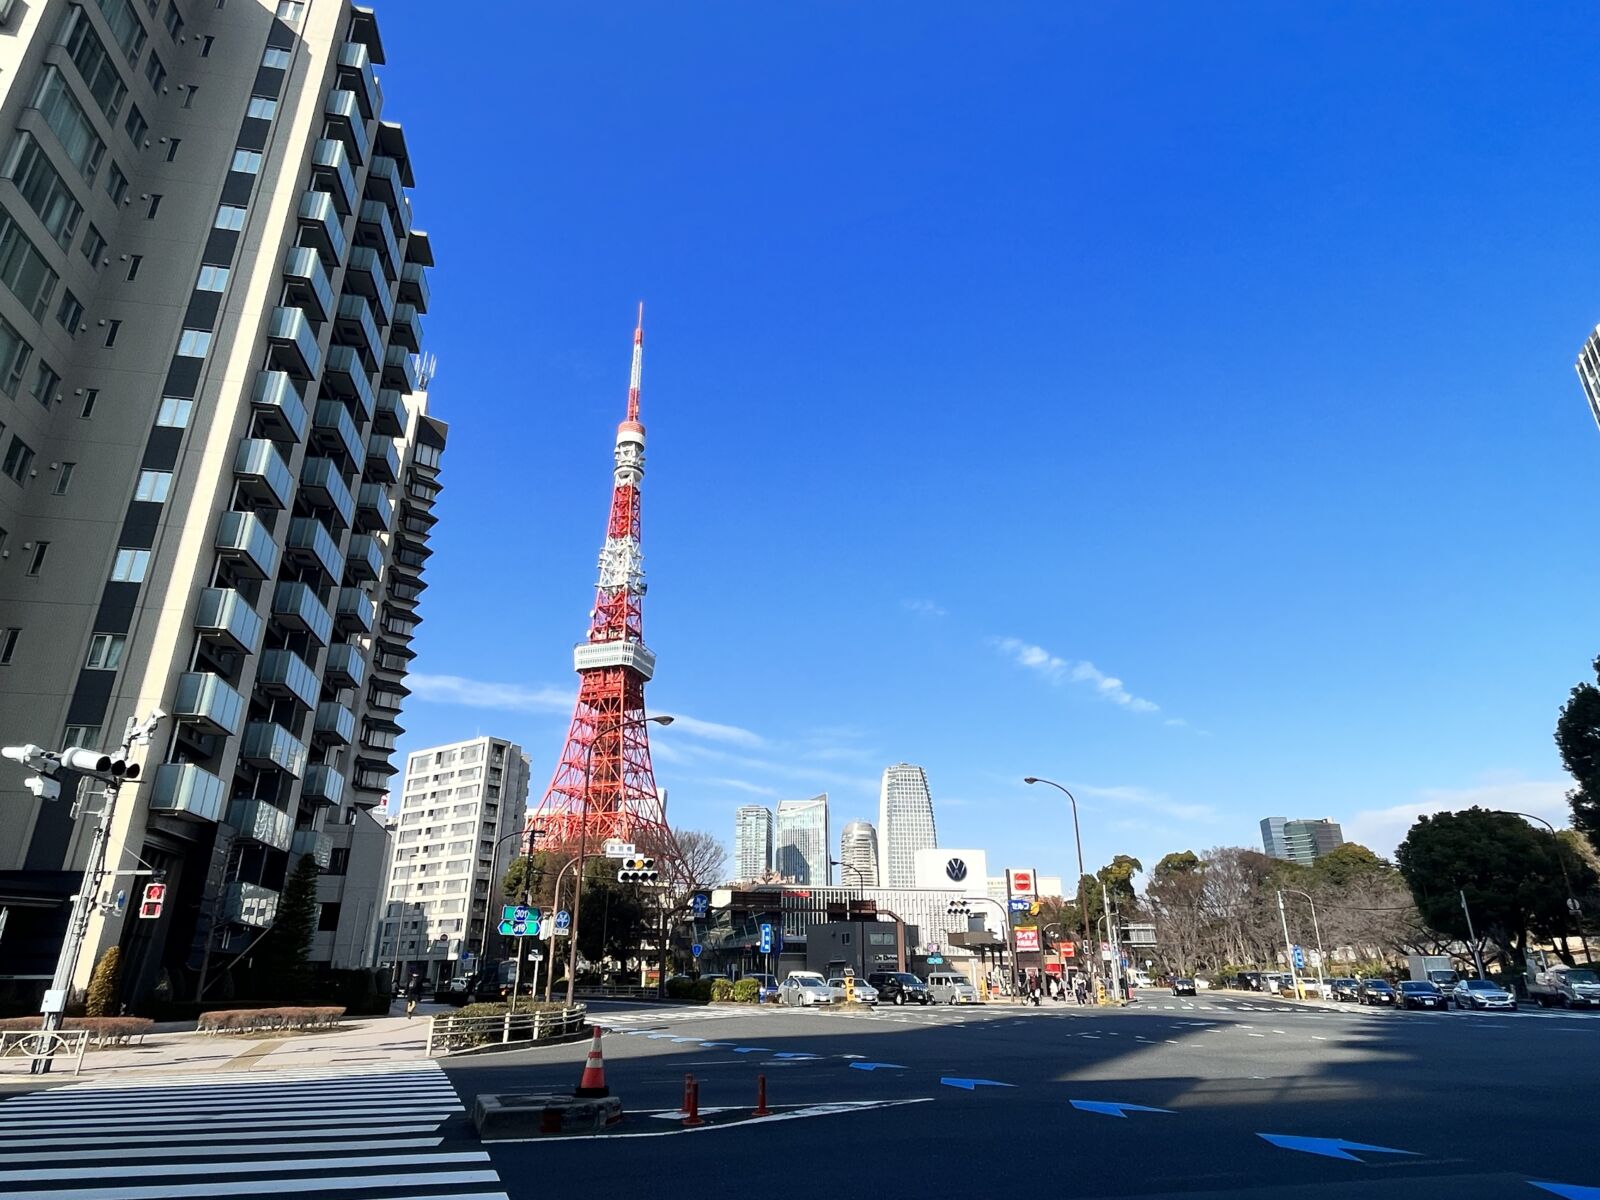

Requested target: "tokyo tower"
[{"left": 528, "top": 307, "right": 672, "bottom": 850}]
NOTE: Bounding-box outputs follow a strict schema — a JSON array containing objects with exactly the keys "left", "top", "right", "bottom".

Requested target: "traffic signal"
[
  {"left": 61, "top": 747, "right": 140, "bottom": 780},
  {"left": 617, "top": 856, "right": 658, "bottom": 884},
  {"left": 3, "top": 744, "right": 62, "bottom": 802},
  {"left": 139, "top": 882, "right": 166, "bottom": 919}
]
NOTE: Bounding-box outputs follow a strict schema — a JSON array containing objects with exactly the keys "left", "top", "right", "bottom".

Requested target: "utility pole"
[
  {"left": 1102, "top": 880, "right": 1123, "bottom": 1003},
  {"left": 1276, "top": 890, "right": 1302, "bottom": 1000},
  {"left": 1459, "top": 889, "right": 1487, "bottom": 979}
]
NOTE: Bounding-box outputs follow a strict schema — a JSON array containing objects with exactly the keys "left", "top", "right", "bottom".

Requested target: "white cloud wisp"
[{"left": 991, "top": 637, "right": 1162, "bottom": 715}]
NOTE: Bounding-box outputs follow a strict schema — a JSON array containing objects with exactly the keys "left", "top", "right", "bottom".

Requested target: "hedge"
[
  {"left": 0, "top": 1017, "right": 152, "bottom": 1045},
  {"left": 732, "top": 978, "right": 760, "bottom": 1003},
  {"left": 196, "top": 1006, "right": 345, "bottom": 1035},
  {"left": 710, "top": 978, "right": 735, "bottom": 1002}
]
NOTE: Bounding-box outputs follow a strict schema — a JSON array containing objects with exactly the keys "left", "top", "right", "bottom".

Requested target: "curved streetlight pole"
[
  {"left": 565, "top": 714, "right": 674, "bottom": 1006},
  {"left": 480, "top": 824, "right": 547, "bottom": 972},
  {"left": 949, "top": 893, "right": 1019, "bottom": 996},
  {"left": 1024, "top": 777, "right": 1104, "bottom": 998},
  {"left": 1280, "top": 887, "right": 1325, "bottom": 998},
  {"left": 1488, "top": 809, "right": 1589, "bottom": 964}
]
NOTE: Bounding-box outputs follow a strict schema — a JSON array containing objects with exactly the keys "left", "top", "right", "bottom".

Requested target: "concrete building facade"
[
  {"left": 0, "top": 1, "right": 441, "bottom": 1010},
  {"left": 732, "top": 803, "right": 771, "bottom": 881}
]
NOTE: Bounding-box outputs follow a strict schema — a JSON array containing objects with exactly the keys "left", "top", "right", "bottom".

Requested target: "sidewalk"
[{"left": 0, "top": 1004, "right": 439, "bottom": 1089}]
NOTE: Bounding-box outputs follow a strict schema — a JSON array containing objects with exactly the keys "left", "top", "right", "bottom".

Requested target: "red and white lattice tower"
[{"left": 528, "top": 307, "right": 671, "bottom": 850}]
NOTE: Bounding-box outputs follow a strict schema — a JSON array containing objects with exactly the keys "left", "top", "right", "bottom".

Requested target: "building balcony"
[
  {"left": 149, "top": 762, "right": 225, "bottom": 823},
  {"left": 382, "top": 344, "right": 418, "bottom": 393},
  {"left": 343, "top": 245, "right": 393, "bottom": 323},
  {"left": 271, "top": 581, "right": 333, "bottom": 647},
  {"left": 336, "top": 41, "right": 382, "bottom": 120},
  {"left": 194, "top": 587, "right": 264, "bottom": 655},
  {"left": 372, "top": 388, "right": 406, "bottom": 438},
  {"left": 363, "top": 435, "right": 399, "bottom": 484},
  {"left": 355, "top": 482, "right": 393, "bottom": 533},
  {"left": 356, "top": 201, "right": 401, "bottom": 282},
  {"left": 215, "top": 510, "right": 280, "bottom": 580},
  {"left": 323, "top": 88, "right": 370, "bottom": 164},
  {"left": 173, "top": 671, "right": 246, "bottom": 737},
  {"left": 292, "top": 827, "right": 334, "bottom": 867},
  {"left": 334, "top": 293, "right": 382, "bottom": 371},
  {"left": 310, "top": 138, "right": 358, "bottom": 215},
  {"left": 221, "top": 881, "right": 278, "bottom": 928},
  {"left": 285, "top": 516, "right": 345, "bottom": 583},
  {"left": 256, "top": 647, "right": 320, "bottom": 710},
  {"left": 324, "top": 643, "right": 366, "bottom": 690},
  {"left": 298, "top": 457, "right": 356, "bottom": 530},
  {"left": 313, "top": 700, "right": 355, "bottom": 746},
  {"left": 333, "top": 587, "right": 375, "bottom": 635},
  {"left": 399, "top": 261, "right": 429, "bottom": 312},
  {"left": 406, "top": 227, "right": 434, "bottom": 268},
  {"left": 250, "top": 370, "right": 309, "bottom": 444},
  {"left": 301, "top": 763, "right": 346, "bottom": 808},
  {"left": 281, "top": 246, "right": 335, "bottom": 322},
  {"left": 227, "top": 798, "right": 294, "bottom": 852},
  {"left": 267, "top": 307, "right": 321, "bottom": 380},
  {"left": 233, "top": 439, "right": 294, "bottom": 509},
  {"left": 311, "top": 400, "right": 364, "bottom": 471},
  {"left": 365, "top": 154, "right": 404, "bottom": 221},
  {"left": 321, "top": 344, "right": 377, "bottom": 423},
  {"left": 390, "top": 302, "right": 422, "bottom": 353},
  {"left": 241, "top": 721, "right": 309, "bottom": 777},
  {"left": 344, "top": 533, "right": 382, "bottom": 583},
  {"left": 298, "top": 190, "right": 348, "bottom": 266},
  {"left": 367, "top": 683, "right": 406, "bottom": 713}
]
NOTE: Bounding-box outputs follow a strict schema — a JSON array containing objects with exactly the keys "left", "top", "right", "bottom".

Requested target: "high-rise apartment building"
[
  {"left": 775, "top": 794, "right": 828, "bottom": 885},
  {"left": 838, "top": 818, "right": 878, "bottom": 887},
  {"left": 380, "top": 737, "right": 530, "bottom": 987},
  {"left": 733, "top": 804, "right": 772, "bottom": 881},
  {"left": 878, "top": 763, "right": 936, "bottom": 888},
  {"left": 0, "top": 2, "right": 441, "bottom": 1011},
  {"left": 1260, "top": 816, "right": 1344, "bottom": 866}
]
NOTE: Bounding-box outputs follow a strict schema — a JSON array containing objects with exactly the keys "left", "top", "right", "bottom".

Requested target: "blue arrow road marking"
[
  {"left": 849, "top": 1062, "right": 906, "bottom": 1071},
  {"left": 772, "top": 1052, "right": 818, "bottom": 1059},
  {"left": 1070, "top": 1101, "right": 1174, "bottom": 1118},
  {"left": 698, "top": 1042, "right": 734, "bottom": 1048},
  {"left": 732, "top": 1047, "right": 774, "bottom": 1054},
  {"left": 1257, "top": 1135, "right": 1418, "bottom": 1162},
  {"left": 940, "top": 1077, "right": 1014, "bottom": 1090},
  {"left": 1531, "top": 1184, "right": 1600, "bottom": 1199}
]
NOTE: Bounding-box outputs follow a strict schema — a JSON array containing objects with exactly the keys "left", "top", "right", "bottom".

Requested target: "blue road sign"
[
  {"left": 692, "top": 943, "right": 702, "bottom": 958},
  {"left": 554, "top": 910, "right": 571, "bottom": 930},
  {"left": 927, "top": 955, "right": 945, "bottom": 965},
  {"left": 1008, "top": 898, "right": 1031, "bottom": 912},
  {"left": 1292, "top": 944, "right": 1306, "bottom": 970},
  {"left": 758, "top": 922, "right": 774, "bottom": 954},
  {"left": 690, "top": 892, "right": 710, "bottom": 917}
]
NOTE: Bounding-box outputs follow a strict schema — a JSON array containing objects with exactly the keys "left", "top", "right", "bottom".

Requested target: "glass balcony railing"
[
  {"left": 324, "top": 643, "right": 366, "bottom": 690},
  {"left": 241, "top": 721, "right": 309, "bottom": 776},
  {"left": 298, "top": 189, "right": 348, "bottom": 265},
  {"left": 150, "top": 762, "right": 225, "bottom": 823},
  {"left": 321, "top": 344, "right": 377, "bottom": 423},
  {"left": 399, "top": 261, "right": 429, "bottom": 312},
  {"left": 256, "top": 648, "right": 319, "bottom": 710},
  {"left": 344, "top": 245, "right": 393, "bottom": 322},
  {"left": 356, "top": 482, "right": 394, "bottom": 532},
  {"left": 251, "top": 370, "right": 309, "bottom": 443},
  {"left": 302, "top": 763, "right": 346, "bottom": 808},
  {"left": 323, "top": 88, "right": 370, "bottom": 164},
  {"left": 366, "top": 153, "right": 403, "bottom": 217},
  {"left": 344, "top": 532, "right": 382, "bottom": 582},
  {"left": 373, "top": 388, "right": 406, "bottom": 437},
  {"left": 390, "top": 302, "right": 422, "bottom": 353},
  {"left": 285, "top": 516, "right": 346, "bottom": 583},
  {"left": 221, "top": 881, "right": 278, "bottom": 928},
  {"left": 356, "top": 201, "right": 401, "bottom": 282},
  {"left": 382, "top": 344, "right": 418, "bottom": 393},
  {"left": 292, "top": 827, "right": 334, "bottom": 866},
  {"left": 313, "top": 700, "right": 356, "bottom": 745},
  {"left": 271, "top": 581, "right": 333, "bottom": 646},
  {"left": 215, "top": 510, "right": 280, "bottom": 580},
  {"left": 173, "top": 671, "right": 246, "bottom": 737},
  {"left": 312, "top": 399, "right": 364, "bottom": 469},
  {"left": 363, "top": 435, "right": 399, "bottom": 484},
  {"left": 194, "top": 587, "right": 264, "bottom": 655},
  {"left": 298, "top": 457, "right": 356, "bottom": 529},
  {"left": 333, "top": 587, "right": 375, "bottom": 635},
  {"left": 282, "top": 246, "right": 334, "bottom": 322},
  {"left": 267, "top": 307, "right": 321, "bottom": 380},
  {"left": 336, "top": 41, "right": 381, "bottom": 120},
  {"left": 227, "top": 798, "right": 294, "bottom": 851},
  {"left": 311, "top": 138, "right": 357, "bottom": 214},
  {"left": 234, "top": 439, "right": 294, "bottom": 509},
  {"left": 335, "top": 293, "right": 382, "bottom": 369}
]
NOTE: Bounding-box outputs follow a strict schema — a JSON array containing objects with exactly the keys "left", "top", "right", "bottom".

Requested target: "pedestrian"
[{"left": 404, "top": 971, "right": 424, "bottom": 1016}]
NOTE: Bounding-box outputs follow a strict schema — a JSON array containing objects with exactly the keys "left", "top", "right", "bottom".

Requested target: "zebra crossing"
[{"left": 0, "top": 1058, "right": 505, "bottom": 1200}]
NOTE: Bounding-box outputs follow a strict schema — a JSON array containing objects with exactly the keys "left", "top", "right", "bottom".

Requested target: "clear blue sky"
[{"left": 376, "top": 3, "right": 1600, "bottom": 881}]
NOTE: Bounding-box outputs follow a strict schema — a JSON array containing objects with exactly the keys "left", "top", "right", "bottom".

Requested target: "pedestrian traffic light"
[
  {"left": 139, "top": 882, "right": 166, "bottom": 919},
  {"left": 617, "top": 857, "right": 658, "bottom": 884}
]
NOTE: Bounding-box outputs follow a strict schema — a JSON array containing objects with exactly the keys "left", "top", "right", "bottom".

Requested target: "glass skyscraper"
[
  {"left": 775, "top": 794, "right": 829, "bottom": 885},
  {"left": 878, "top": 763, "right": 937, "bottom": 887},
  {"left": 733, "top": 803, "right": 774, "bottom": 880}
]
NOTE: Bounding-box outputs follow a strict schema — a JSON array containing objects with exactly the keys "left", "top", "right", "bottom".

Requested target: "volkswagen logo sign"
[{"left": 945, "top": 857, "right": 968, "bottom": 882}]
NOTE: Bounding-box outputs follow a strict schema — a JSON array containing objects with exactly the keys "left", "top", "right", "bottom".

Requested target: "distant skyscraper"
[
  {"left": 1261, "top": 817, "right": 1344, "bottom": 866},
  {"left": 839, "top": 820, "right": 879, "bottom": 887},
  {"left": 775, "top": 795, "right": 829, "bottom": 885},
  {"left": 878, "top": 764, "right": 937, "bottom": 888},
  {"left": 734, "top": 805, "right": 773, "bottom": 880}
]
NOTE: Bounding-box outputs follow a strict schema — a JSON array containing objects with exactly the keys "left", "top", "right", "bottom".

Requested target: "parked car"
[
  {"left": 1398, "top": 981, "right": 1447, "bottom": 1011},
  {"left": 1452, "top": 978, "right": 1517, "bottom": 1011},
  {"left": 1171, "top": 978, "right": 1197, "bottom": 996},
  {"left": 1330, "top": 977, "right": 1361, "bottom": 1002},
  {"left": 1525, "top": 960, "right": 1600, "bottom": 1009},
  {"left": 926, "top": 972, "right": 980, "bottom": 1004},
  {"left": 1236, "top": 971, "right": 1266, "bottom": 992},
  {"left": 868, "top": 971, "right": 932, "bottom": 1005},
  {"left": 779, "top": 971, "right": 834, "bottom": 1007},
  {"left": 746, "top": 972, "right": 780, "bottom": 1003},
  {"left": 1358, "top": 979, "right": 1396, "bottom": 1006},
  {"left": 827, "top": 976, "right": 879, "bottom": 1004}
]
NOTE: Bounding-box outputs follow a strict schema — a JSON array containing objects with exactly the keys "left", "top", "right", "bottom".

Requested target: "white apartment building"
[{"left": 733, "top": 803, "right": 772, "bottom": 881}]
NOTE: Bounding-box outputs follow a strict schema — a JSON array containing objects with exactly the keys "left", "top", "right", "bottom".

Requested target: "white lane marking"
[
  {"left": 0, "top": 1107, "right": 460, "bottom": 1133},
  {"left": 12, "top": 1077, "right": 451, "bottom": 1104},
  {"left": 0, "top": 1090, "right": 461, "bottom": 1115},
  {"left": 489, "top": 1098, "right": 935, "bottom": 1142},
  {"left": 4, "top": 1170, "right": 504, "bottom": 1200},
  {"left": 1247, "top": 1033, "right": 1266, "bottom": 1037},
  {"left": 70, "top": 1064, "right": 450, "bottom": 1088},
  {"left": 11, "top": 1125, "right": 443, "bottom": 1149},
  {"left": 0, "top": 1150, "right": 491, "bottom": 1185},
  {"left": 0, "top": 1137, "right": 444, "bottom": 1164}
]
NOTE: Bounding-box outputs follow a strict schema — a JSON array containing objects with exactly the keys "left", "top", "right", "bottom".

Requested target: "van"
[{"left": 926, "top": 972, "right": 979, "bottom": 1004}]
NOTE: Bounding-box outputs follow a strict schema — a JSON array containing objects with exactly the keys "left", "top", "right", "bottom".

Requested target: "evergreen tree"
[
  {"left": 84, "top": 946, "right": 121, "bottom": 1017},
  {"left": 1555, "top": 658, "right": 1600, "bottom": 857},
  {"left": 260, "top": 854, "right": 320, "bottom": 1000}
]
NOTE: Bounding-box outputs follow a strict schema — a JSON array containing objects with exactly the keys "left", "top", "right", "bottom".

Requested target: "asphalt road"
[{"left": 444, "top": 997, "right": 1600, "bottom": 1200}]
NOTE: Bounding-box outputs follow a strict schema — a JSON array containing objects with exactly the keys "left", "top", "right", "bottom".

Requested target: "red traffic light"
[{"left": 139, "top": 882, "right": 166, "bottom": 919}]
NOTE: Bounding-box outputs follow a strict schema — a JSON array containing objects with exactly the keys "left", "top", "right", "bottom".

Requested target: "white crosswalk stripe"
[{"left": 0, "top": 1058, "right": 505, "bottom": 1200}]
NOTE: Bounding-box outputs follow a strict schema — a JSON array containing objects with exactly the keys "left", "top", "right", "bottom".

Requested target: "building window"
[
  {"left": 103, "top": 319, "right": 121, "bottom": 347},
  {"left": 5, "top": 133, "right": 84, "bottom": 250},
  {"left": 126, "top": 255, "right": 142, "bottom": 282},
  {"left": 175, "top": 328, "right": 210, "bottom": 357},
  {"left": 3, "top": 435, "right": 34, "bottom": 484},
  {"left": 0, "top": 628, "right": 19, "bottom": 666},
  {"left": 246, "top": 96, "right": 276, "bottom": 120},
  {"left": 86, "top": 633, "right": 125, "bottom": 670},
  {"left": 79, "top": 388, "right": 98, "bottom": 417},
  {"left": 133, "top": 469, "right": 170, "bottom": 502},
  {"left": 327, "top": 847, "right": 350, "bottom": 875},
  {"left": 105, "top": 162, "right": 129, "bottom": 205},
  {"left": 199, "top": 34, "right": 213, "bottom": 56},
  {"left": 31, "top": 360, "right": 59, "bottom": 406},
  {"left": 52, "top": 462, "right": 74, "bottom": 495},
  {"left": 163, "top": 1, "right": 183, "bottom": 39},
  {"left": 56, "top": 290, "right": 84, "bottom": 334},
  {"left": 213, "top": 204, "right": 245, "bottom": 231},
  {"left": 0, "top": 317, "right": 31, "bottom": 397},
  {"left": 0, "top": 207, "right": 60, "bottom": 319},
  {"left": 82, "top": 224, "right": 107, "bottom": 266},
  {"left": 317, "top": 901, "right": 341, "bottom": 931},
  {"left": 196, "top": 264, "right": 228, "bottom": 291},
  {"left": 144, "top": 52, "right": 165, "bottom": 92},
  {"left": 179, "top": 84, "right": 196, "bottom": 109},
  {"left": 230, "top": 149, "right": 261, "bottom": 175},
  {"left": 63, "top": 723, "right": 100, "bottom": 749},
  {"left": 261, "top": 46, "right": 290, "bottom": 68},
  {"left": 145, "top": 193, "right": 161, "bottom": 219},
  {"left": 33, "top": 66, "right": 105, "bottom": 182},
  {"left": 276, "top": 1, "right": 303, "bottom": 20},
  {"left": 110, "top": 547, "right": 149, "bottom": 581},
  {"left": 25, "top": 540, "right": 47, "bottom": 574},
  {"left": 156, "top": 395, "right": 191, "bottom": 426},
  {"left": 96, "top": 0, "right": 148, "bottom": 62},
  {"left": 124, "top": 105, "right": 147, "bottom": 143},
  {"left": 60, "top": 9, "right": 129, "bottom": 122}
]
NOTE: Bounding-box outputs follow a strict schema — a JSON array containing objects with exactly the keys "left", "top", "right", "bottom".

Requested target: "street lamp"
[
  {"left": 832, "top": 859, "right": 868, "bottom": 976},
  {"left": 479, "top": 824, "right": 546, "bottom": 973},
  {"left": 1487, "top": 809, "right": 1589, "bottom": 964},
  {"left": 1279, "top": 887, "right": 1326, "bottom": 998},
  {"left": 947, "top": 894, "right": 1017, "bottom": 995},
  {"left": 565, "top": 713, "right": 673, "bottom": 1006},
  {"left": 1024, "top": 777, "right": 1107, "bottom": 999}
]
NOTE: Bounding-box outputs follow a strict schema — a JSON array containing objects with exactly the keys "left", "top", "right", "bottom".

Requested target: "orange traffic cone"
[{"left": 575, "top": 1025, "right": 609, "bottom": 1097}]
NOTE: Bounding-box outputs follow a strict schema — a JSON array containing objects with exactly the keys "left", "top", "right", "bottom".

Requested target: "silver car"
[
  {"left": 827, "top": 977, "right": 878, "bottom": 1004},
  {"left": 1452, "top": 978, "right": 1517, "bottom": 1011},
  {"left": 779, "top": 971, "right": 834, "bottom": 1007},
  {"left": 926, "top": 972, "right": 980, "bottom": 1004}
]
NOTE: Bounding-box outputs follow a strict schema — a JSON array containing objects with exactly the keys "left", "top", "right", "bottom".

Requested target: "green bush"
[
  {"left": 664, "top": 977, "right": 697, "bottom": 1000},
  {"left": 693, "top": 979, "right": 714, "bottom": 1003},
  {"left": 453, "top": 1001, "right": 573, "bottom": 1019},
  {"left": 732, "top": 978, "right": 760, "bottom": 1003},
  {"left": 710, "top": 978, "right": 735, "bottom": 1002},
  {"left": 85, "top": 947, "right": 121, "bottom": 1017}
]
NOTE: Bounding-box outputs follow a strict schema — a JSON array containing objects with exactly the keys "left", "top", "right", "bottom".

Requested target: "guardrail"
[
  {"left": 573, "top": 985, "right": 658, "bottom": 1000},
  {"left": 425, "top": 1005, "right": 588, "bottom": 1056},
  {"left": 0, "top": 1028, "right": 89, "bottom": 1075}
]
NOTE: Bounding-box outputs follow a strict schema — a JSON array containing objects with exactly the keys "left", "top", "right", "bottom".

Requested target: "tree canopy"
[{"left": 1555, "top": 657, "right": 1600, "bottom": 858}]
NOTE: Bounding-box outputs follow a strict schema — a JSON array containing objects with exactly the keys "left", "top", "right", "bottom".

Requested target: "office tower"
[
  {"left": 775, "top": 794, "right": 829, "bottom": 885},
  {"left": 878, "top": 763, "right": 937, "bottom": 888},
  {"left": 380, "top": 737, "right": 530, "bottom": 986},
  {"left": 1261, "top": 817, "right": 1345, "bottom": 866},
  {"left": 1576, "top": 326, "right": 1600, "bottom": 429},
  {"left": 733, "top": 804, "right": 772, "bottom": 880},
  {"left": 0, "top": 2, "right": 440, "bottom": 1010},
  {"left": 838, "top": 819, "right": 878, "bottom": 887}
]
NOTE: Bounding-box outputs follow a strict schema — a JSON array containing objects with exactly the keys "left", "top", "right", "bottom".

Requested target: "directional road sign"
[
  {"left": 690, "top": 892, "right": 710, "bottom": 918},
  {"left": 691, "top": 943, "right": 702, "bottom": 958},
  {"left": 1008, "top": 898, "right": 1031, "bottom": 913},
  {"left": 927, "top": 955, "right": 945, "bottom": 965},
  {"left": 758, "top": 922, "right": 774, "bottom": 954},
  {"left": 1292, "top": 944, "right": 1306, "bottom": 970}
]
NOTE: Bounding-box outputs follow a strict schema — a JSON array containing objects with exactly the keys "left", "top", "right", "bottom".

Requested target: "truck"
[
  {"left": 1405, "top": 955, "right": 1462, "bottom": 991},
  {"left": 1525, "top": 951, "right": 1600, "bottom": 1009}
]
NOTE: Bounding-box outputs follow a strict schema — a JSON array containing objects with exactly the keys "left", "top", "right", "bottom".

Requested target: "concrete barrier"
[{"left": 472, "top": 1092, "right": 623, "bottom": 1139}]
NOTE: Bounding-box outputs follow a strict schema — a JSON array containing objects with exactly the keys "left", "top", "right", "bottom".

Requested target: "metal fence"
[
  {"left": 425, "top": 1005, "right": 588, "bottom": 1057},
  {"left": 0, "top": 1029, "right": 89, "bottom": 1075}
]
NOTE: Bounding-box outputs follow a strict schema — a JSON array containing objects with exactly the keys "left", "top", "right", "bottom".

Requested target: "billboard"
[
  {"left": 913, "top": 848, "right": 989, "bottom": 895},
  {"left": 1014, "top": 926, "right": 1040, "bottom": 952},
  {"left": 1007, "top": 868, "right": 1035, "bottom": 896}
]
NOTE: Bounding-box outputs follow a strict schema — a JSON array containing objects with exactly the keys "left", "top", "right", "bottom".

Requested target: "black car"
[
  {"left": 1171, "top": 978, "right": 1197, "bottom": 996},
  {"left": 1358, "top": 979, "right": 1396, "bottom": 1006},
  {"left": 867, "top": 971, "right": 931, "bottom": 1005},
  {"left": 1397, "top": 981, "right": 1447, "bottom": 1011},
  {"left": 1330, "top": 977, "right": 1361, "bottom": 1002}
]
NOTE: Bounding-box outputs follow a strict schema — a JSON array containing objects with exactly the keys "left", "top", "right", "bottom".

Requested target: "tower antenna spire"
[{"left": 627, "top": 302, "right": 644, "bottom": 423}]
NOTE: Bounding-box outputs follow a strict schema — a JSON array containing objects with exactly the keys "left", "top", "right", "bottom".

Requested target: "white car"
[
  {"left": 827, "top": 977, "right": 878, "bottom": 1004},
  {"left": 779, "top": 972, "right": 834, "bottom": 1006}
]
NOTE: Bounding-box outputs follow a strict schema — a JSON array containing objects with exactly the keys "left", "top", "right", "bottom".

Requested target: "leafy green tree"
[
  {"left": 259, "top": 854, "right": 320, "bottom": 1000},
  {"left": 85, "top": 946, "right": 121, "bottom": 1017},
  {"left": 1555, "top": 659, "right": 1600, "bottom": 857},
  {"left": 1306, "top": 843, "right": 1383, "bottom": 888}
]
